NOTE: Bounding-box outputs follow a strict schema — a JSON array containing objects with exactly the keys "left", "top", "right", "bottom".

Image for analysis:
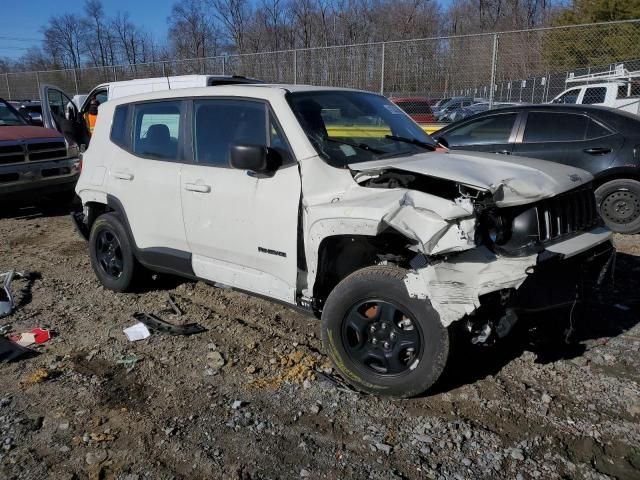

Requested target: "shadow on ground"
[
  {"left": 431, "top": 252, "right": 640, "bottom": 395},
  {"left": 0, "top": 199, "right": 80, "bottom": 220}
]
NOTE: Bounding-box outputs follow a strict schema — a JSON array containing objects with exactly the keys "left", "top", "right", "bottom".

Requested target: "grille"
[
  {"left": 27, "top": 140, "right": 67, "bottom": 161},
  {"left": 536, "top": 187, "right": 600, "bottom": 242},
  {"left": 0, "top": 144, "right": 24, "bottom": 165}
]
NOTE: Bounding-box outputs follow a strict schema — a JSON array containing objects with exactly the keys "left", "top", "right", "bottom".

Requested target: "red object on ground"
[{"left": 9, "top": 328, "right": 52, "bottom": 347}]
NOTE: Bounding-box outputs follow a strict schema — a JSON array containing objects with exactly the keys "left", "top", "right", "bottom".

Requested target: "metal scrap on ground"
[{"left": 133, "top": 312, "right": 206, "bottom": 336}]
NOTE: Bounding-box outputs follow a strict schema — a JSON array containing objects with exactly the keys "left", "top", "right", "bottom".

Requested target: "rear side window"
[
  {"left": 586, "top": 119, "right": 613, "bottom": 139},
  {"left": 132, "top": 101, "right": 182, "bottom": 160},
  {"left": 523, "top": 112, "right": 588, "bottom": 142},
  {"left": 582, "top": 87, "right": 607, "bottom": 104},
  {"left": 110, "top": 105, "right": 130, "bottom": 149},
  {"left": 444, "top": 113, "right": 517, "bottom": 146},
  {"left": 193, "top": 99, "right": 267, "bottom": 167}
]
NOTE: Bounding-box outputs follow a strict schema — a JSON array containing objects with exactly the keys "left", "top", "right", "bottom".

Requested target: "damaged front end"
[{"left": 351, "top": 166, "right": 615, "bottom": 339}]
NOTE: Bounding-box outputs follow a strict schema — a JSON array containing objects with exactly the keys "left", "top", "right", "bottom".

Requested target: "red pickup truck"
[{"left": 0, "top": 98, "right": 80, "bottom": 205}]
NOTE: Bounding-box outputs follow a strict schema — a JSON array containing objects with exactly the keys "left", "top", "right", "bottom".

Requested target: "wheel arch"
[
  {"left": 312, "top": 229, "right": 417, "bottom": 309},
  {"left": 592, "top": 168, "right": 640, "bottom": 191}
]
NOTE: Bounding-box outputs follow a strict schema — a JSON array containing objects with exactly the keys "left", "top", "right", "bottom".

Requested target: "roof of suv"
[{"left": 106, "top": 84, "right": 377, "bottom": 106}]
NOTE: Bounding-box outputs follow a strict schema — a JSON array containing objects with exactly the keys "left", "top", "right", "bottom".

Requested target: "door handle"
[
  {"left": 113, "top": 171, "right": 134, "bottom": 181},
  {"left": 494, "top": 150, "right": 511, "bottom": 155},
  {"left": 583, "top": 147, "right": 612, "bottom": 155},
  {"left": 184, "top": 183, "right": 211, "bottom": 193}
]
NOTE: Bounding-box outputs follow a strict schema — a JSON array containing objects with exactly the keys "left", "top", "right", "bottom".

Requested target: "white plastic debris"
[{"left": 123, "top": 322, "right": 151, "bottom": 342}]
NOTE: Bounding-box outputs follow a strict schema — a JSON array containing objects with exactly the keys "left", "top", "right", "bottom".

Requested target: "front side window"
[
  {"left": 523, "top": 112, "right": 588, "bottom": 142},
  {"left": 47, "top": 88, "right": 76, "bottom": 120},
  {"left": 193, "top": 99, "right": 273, "bottom": 167},
  {"left": 582, "top": 87, "right": 607, "bottom": 104},
  {"left": 554, "top": 89, "right": 580, "bottom": 104},
  {"left": 288, "top": 91, "right": 435, "bottom": 167},
  {"left": 132, "top": 101, "right": 182, "bottom": 160},
  {"left": 443, "top": 113, "right": 517, "bottom": 146},
  {"left": 0, "top": 101, "right": 27, "bottom": 126}
]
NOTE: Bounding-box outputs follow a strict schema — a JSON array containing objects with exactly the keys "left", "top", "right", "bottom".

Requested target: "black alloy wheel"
[
  {"left": 321, "top": 265, "right": 449, "bottom": 397},
  {"left": 342, "top": 299, "right": 422, "bottom": 376},
  {"left": 88, "top": 212, "right": 141, "bottom": 292},
  {"left": 95, "top": 229, "right": 124, "bottom": 279}
]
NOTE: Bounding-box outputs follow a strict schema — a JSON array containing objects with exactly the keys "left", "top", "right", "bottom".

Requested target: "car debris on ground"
[{"left": 133, "top": 312, "right": 206, "bottom": 336}]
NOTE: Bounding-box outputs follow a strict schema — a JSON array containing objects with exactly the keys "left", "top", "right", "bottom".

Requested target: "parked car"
[
  {"left": 431, "top": 97, "right": 452, "bottom": 112},
  {"left": 433, "top": 104, "right": 640, "bottom": 234},
  {"left": 8, "top": 100, "right": 43, "bottom": 126},
  {"left": 67, "top": 85, "right": 612, "bottom": 397},
  {"left": 390, "top": 97, "right": 436, "bottom": 123},
  {"left": 434, "top": 97, "right": 485, "bottom": 121},
  {"left": 0, "top": 98, "right": 80, "bottom": 205},
  {"left": 40, "top": 75, "right": 264, "bottom": 148}
]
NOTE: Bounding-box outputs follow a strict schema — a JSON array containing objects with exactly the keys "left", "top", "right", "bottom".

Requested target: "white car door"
[
  {"left": 106, "top": 99, "right": 189, "bottom": 263},
  {"left": 180, "top": 98, "right": 301, "bottom": 303}
]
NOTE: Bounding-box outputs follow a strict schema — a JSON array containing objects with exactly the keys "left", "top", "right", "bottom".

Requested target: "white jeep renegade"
[{"left": 73, "top": 84, "right": 615, "bottom": 397}]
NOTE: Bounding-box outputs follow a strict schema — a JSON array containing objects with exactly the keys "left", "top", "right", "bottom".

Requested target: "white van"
[
  {"left": 41, "top": 75, "right": 262, "bottom": 147},
  {"left": 551, "top": 65, "right": 640, "bottom": 115}
]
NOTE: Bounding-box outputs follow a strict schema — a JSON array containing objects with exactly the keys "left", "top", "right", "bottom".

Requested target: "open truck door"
[{"left": 40, "top": 84, "right": 90, "bottom": 149}]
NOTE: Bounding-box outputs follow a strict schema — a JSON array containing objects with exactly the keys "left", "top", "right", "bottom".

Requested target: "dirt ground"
[{"left": 0, "top": 205, "right": 639, "bottom": 480}]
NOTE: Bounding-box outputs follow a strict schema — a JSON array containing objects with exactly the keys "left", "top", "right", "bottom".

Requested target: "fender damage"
[{"left": 300, "top": 152, "right": 610, "bottom": 328}]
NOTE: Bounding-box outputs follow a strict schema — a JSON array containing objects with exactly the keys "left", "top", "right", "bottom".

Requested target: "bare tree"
[
  {"left": 42, "top": 14, "right": 86, "bottom": 69},
  {"left": 84, "top": 0, "right": 111, "bottom": 67},
  {"left": 208, "top": 0, "right": 251, "bottom": 53},
  {"left": 112, "top": 12, "right": 144, "bottom": 66},
  {"left": 168, "top": 0, "right": 218, "bottom": 59}
]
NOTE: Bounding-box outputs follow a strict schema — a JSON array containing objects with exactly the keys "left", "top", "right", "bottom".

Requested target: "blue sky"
[{"left": 0, "top": 0, "right": 176, "bottom": 59}]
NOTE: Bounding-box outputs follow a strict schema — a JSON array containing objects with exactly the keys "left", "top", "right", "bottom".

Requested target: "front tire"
[
  {"left": 321, "top": 266, "right": 449, "bottom": 398},
  {"left": 595, "top": 179, "right": 640, "bottom": 234},
  {"left": 89, "top": 212, "right": 140, "bottom": 292}
]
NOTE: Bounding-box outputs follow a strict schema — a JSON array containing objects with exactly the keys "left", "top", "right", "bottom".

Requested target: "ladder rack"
[{"left": 566, "top": 64, "right": 640, "bottom": 85}]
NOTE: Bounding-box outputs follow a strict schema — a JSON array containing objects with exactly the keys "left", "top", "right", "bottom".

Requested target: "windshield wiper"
[
  {"left": 326, "top": 137, "right": 385, "bottom": 154},
  {"left": 385, "top": 135, "right": 436, "bottom": 151}
]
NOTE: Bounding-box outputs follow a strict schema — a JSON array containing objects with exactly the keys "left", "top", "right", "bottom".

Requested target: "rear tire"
[
  {"left": 595, "top": 179, "right": 640, "bottom": 234},
  {"left": 89, "top": 212, "right": 140, "bottom": 292},
  {"left": 321, "top": 265, "right": 449, "bottom": 398}
]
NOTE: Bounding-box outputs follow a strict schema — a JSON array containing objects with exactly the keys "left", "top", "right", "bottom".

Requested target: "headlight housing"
[
  {"left": 482, "top": 212, "right": 510, "bottom": 246},
  {"left": 481, "top": 206, "right": 542, "bottom": 255}
]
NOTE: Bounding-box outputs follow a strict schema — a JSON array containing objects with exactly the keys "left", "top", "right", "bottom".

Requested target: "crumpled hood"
[
  {"left": 0, "top": 125, "right": 63, "bottom": 142},
  {"left": 350, "top": 150, "right": 593, "bottom": 207}
]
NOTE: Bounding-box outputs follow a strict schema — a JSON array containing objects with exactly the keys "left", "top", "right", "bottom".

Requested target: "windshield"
[
  {"left": 288, "top": 90, "right": 436, "bottom": 167},
  {"left": 0, "top": 101, "right": 27, "bottom": 126}
]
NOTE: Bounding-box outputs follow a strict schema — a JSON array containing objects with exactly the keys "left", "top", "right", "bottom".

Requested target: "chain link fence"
[{"left": 1, "top": 19, "right": 639, "bottom": 121}]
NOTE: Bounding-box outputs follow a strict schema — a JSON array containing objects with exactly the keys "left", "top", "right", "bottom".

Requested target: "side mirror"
[
  {"left": 436, "top": 136, "right": 449, "bottom": 148},
  {"left": 229, "top": 144, "right": 282, "bottom": 175},
  {"left": 27, "top": 112, "right": 43, "bottom": 126}
]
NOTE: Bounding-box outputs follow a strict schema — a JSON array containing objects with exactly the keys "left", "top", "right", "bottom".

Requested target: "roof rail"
[{"left": 566, "top": 63, "right": 640, "bottom": 84}]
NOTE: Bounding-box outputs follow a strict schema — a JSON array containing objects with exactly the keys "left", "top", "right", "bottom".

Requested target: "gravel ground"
[{"left": 0, "top": 205, "right": 639, "bottom": 480}]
